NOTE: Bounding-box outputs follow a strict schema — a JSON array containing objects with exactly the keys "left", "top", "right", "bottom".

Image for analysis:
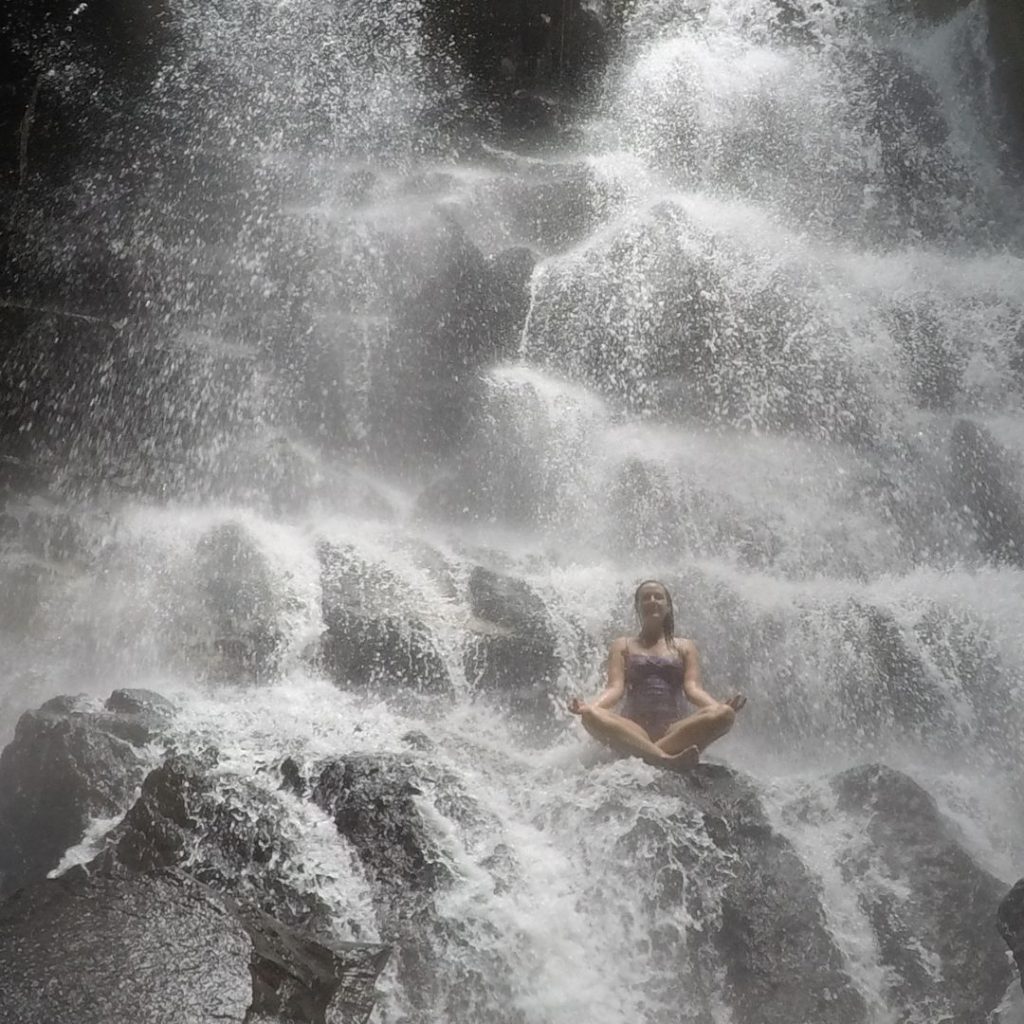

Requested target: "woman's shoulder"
[{"left": 672, "top": 636, "right": 696, "bottom": 655}]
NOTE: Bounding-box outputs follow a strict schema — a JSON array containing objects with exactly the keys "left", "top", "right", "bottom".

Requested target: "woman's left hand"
[{"left": 724, "top": 694, "right": 747, "bottom": 712}]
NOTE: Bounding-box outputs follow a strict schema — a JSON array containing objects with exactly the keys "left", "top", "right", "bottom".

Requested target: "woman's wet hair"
[{"left": 634, "top": 579, "right": 675, "bottom": 641}]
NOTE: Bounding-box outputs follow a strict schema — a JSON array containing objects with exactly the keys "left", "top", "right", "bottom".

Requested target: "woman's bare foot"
[{"left": 663, "top": 745, "right": 700, "bottom": 770}]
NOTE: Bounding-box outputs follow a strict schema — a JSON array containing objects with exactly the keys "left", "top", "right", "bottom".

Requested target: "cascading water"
[{"left": 2, "top": 0, "right": 1024, "bottom": 1021}]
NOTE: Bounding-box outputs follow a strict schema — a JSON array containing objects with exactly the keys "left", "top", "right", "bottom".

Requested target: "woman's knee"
[{"left": 711, "top": 703, "right": 736, "bottom": 731}]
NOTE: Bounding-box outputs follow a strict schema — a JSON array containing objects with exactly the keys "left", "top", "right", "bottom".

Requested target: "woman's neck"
[{"left": 637, "top": 625, "right": 665, "bottom": 647}]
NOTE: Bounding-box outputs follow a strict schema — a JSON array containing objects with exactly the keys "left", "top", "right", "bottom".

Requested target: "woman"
[{"left": 568, "top": 580, "right": 746, "bottom": 769}]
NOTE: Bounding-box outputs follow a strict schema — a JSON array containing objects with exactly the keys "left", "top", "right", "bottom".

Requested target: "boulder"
[
  {"left": 0, "top": 867, "right": 389, "bottom": 1024},
  {"left": 889, "top": 299, "right": 966, "bottom": 410},
  {"left": 92, "top": 753, "right": 336, "bottom": 935},
  {"left": 318, "top": 542, "right": 452, "bottom": 696},
  {"left": 0, "top": 689, "right": 174, "bottom": 896},
  {"left": 421, "top": 0, "right": 608, "bottom": 100},
  {"left": 831, "top": 764, "right": 1013, "bottom": 1021},
  {"left": 310, "top": 752, "right": 520, "bottom": 1021},
  {"left": 949, "top": 419, "right": 1024, "bottom": 567},
  {"left": 651, "top": 766, "right": 868, "bottom": 1024},
  {"left": 987, "top": 0, "right": 1024, "bottom": 160},
  {"left": 463, "top": 566, "right": 565, "bottom": 730},
  {"left": 190, "top": 521, "right": 286, "bottom": 682},
  {"left": 998, "top": 879, "right": 1024, "bottom": 996}
]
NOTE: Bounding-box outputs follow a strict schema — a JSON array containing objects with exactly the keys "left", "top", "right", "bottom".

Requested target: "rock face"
[
  {"left": 92, "top": 753, "right": 337, "bottom": 936},
  {"left": 318, "top": 542, "right": 452, "bottom": 697},
  {"left": 463, "top": 566, "right": 566, "bottom": 731},
  {"left": 308, "top": 751, "right": 521, "bottom": 1022},
  {"left": 830, "top": 764, "right": 1012, "bottom": 1021},
  {"left": 0, "top": 867, "right": 389, "bottom": 1024},
  {"left": 949, "top": 419, "right": 1024, "bottom": 567},
  {"left": 0, "top": 688, "right": 174, "bottom": 896},
  {"left": 998, "top": 879, "right": 1024, "bottom": 996},
  {"left": 592, "top": 764, "right": 870, "bottom": 1024}
]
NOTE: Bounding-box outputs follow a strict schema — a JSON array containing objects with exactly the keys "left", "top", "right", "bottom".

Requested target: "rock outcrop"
[
  {"left": 949, "top": 419, "right": 1024, "bottom": 568},
  {"left": 831, "top": 764, "right": 1013, "bottom": 1021},
  {"left": 998, "top": 879, "right": 1024, "bottom": 997},
  {"left": 0, "top": 688, "right": 173, "bottom": 896},
  {"left": 318, "top": 542, "right": 452, "bottom": 697},
  {"left": 0, "top": 867, "right": 389, "bottom": 1024}
]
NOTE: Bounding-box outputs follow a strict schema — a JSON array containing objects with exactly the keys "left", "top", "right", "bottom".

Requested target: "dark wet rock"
[
  {"left": 987, "top": 0, "right": 1024, "bottom": 160},
  {"left": 312, "top": 755, "right": 453, "bottom": 906},
  {"left": 949, "top": 419, "right": 1024, "bottom": 567},
  {"left": 0, "top": 690, "right": 173, "bottom": 896},
  {"left": 422, "top": 0, "right": 608, "bottom": 102},
  {"left": 583, "top": 764, "right": 868, "bottom": 1024},
  {"left": 464, "top": 566, "right": 565, "bottom": 730},
  {"left": 310, "top": 752, "right": 517, "bottom": 1022},
  {"left": 860, "top": 605, "right": 949, "bottom": 734},
  {"left": 191, "top": 521, "right": 286, "bottom": 682},
  {"left": 998, "top": 879, "right": 1024, "bottom": 996},
  {"left": 92, "top": 753, "right": 343, "bottom": 938},
  {"left": 854, "top": 48, "right": 972, "bottom": 239},
  {"left": 318, "top": 542, "right": 452, "bottom": 696},
  {"left": 832, "top": 764, "right": 1012, "bottom": 1021},
  {"left": 0, "top": 867, "right": 390, "bottom": 1024},
  {"left": 484, "top": 246, "right": 537, "bottom": 356},
  {"left": 890, "top": 299, "right": 966, "bottom": 410}
]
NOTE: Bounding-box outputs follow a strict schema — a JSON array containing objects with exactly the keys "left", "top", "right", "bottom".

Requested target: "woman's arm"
[
  {"left": 677, "top": 639, "right": 719, "bottom": 709},
  {"left": 569, "top": 637, "right": 627, "bottom": 713},
  {"left": 590, "top": 637, "right": 628, "bottom": 709}
]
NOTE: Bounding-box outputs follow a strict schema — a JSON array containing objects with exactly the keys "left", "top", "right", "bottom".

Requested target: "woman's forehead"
[{"left": 637, "top": 582, "right": 667, "bottom": 597}]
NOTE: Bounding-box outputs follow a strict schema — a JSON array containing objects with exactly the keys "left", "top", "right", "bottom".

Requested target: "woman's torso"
[{"left": 620, "top": 640, "right": 688, "bottom": 739}]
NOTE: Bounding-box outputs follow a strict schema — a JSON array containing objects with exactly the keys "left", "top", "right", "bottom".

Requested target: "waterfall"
[{"left": 2, "top": 0, "right": 1024, "bottom": 1021}]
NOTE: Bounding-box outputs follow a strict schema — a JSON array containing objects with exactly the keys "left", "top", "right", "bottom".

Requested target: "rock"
[
  {"left": 861, "top": 605, "right": 949, "bottom": 734},
  {"left": 92, "top": 753, "right": 336, "bottom": 935},
  {"left": 463, "top": 566, "right": 565, "bottom": 730},
  {"left": 998, "top": 879, "right": 1024, "bottom": 996},
  {"left": 0, "top": 867, "right": 389, "bottom": 1024},
  {"left": 575, "top": 764, "right": 868, "bottom": 1024},
  {"left": 421, "top": 0, "right": 608, "bottom": 100},
  {"left": 832, "top": 764, "right": 1012, "bottom": 1020},
  {"left": 191, "top": 522, "right": 286, "bottom": 682},
  {"left": 318, "top": 542, "right": 452, "bottom": 696},
  {"left": 310, "top": 753, "right": 517, "bottom": 1019},
  {"left": 0, "top": 690, "right": 173, "bottom": 896},
  {"left": 949, "top": 419, "right": 1024, "bottom": 567},
  {"left": 889, "top": 299, "right": 966, "bottom": 410},
  {"left": 988, "top": 0, "right": 1024, "bottom": 164}
]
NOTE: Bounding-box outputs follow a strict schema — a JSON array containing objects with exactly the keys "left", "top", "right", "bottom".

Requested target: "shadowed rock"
[
  {"left": 464, "top": 565, "right": 565, "bottom": 731},
  {"left": 949, "top": 419, "right": 1024, "bottom": 567},
  {"left": 309, "top": 752, "right": 522, "bottom": 1023},
  {"left": 832, "top": 764, "right": 1012, "bottom": 1021},
  {"left": 0, "top": 689, "right": 174, "bottom": 896},
  {"left": 318, "top": 542, "right": 452, "bottom": 697},
  {"left": 998, "top": 879, "right": 1024, "bottom": 996},
  {"left": 92, "top": 753, "right": 338, "bottom": 937},
  {"left": 0, "top": 867, "right": 389, "bottom": 1024},
  {"left": 626, "top": 765, "right": 869, "bottom": 1024}
]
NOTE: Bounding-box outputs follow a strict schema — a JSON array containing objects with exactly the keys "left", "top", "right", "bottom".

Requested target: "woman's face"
[{"left": 636, "top": 582, "right": 670, "bottom": 627}]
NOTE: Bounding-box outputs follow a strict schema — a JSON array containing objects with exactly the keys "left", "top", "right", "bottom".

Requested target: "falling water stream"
[{"left": 3, "top": 0, "right": 1024, "bottom": 1021}]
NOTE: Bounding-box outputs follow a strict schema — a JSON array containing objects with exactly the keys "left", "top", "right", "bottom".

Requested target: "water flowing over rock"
[
  {"left": 464, "top": 565, "right": 568, "bottom": 732},
  {"left": 4, "top": 0, "right": 1024, "bottom": 1019},
  {"left": 318, "top": 542, "right": 452, "bottom": 697},
  {"left": 829, "top": 765, "right": 1013, "bottom": 1020}
]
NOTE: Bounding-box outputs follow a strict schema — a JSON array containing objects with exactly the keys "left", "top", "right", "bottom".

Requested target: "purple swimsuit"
[{"left": 621, "top": 653, "right": 687, "bottom": 740}]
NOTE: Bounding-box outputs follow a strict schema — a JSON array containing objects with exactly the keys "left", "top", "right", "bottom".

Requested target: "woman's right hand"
[{"left": 567, "top": 697, "right": 588, "bottom": 716}]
